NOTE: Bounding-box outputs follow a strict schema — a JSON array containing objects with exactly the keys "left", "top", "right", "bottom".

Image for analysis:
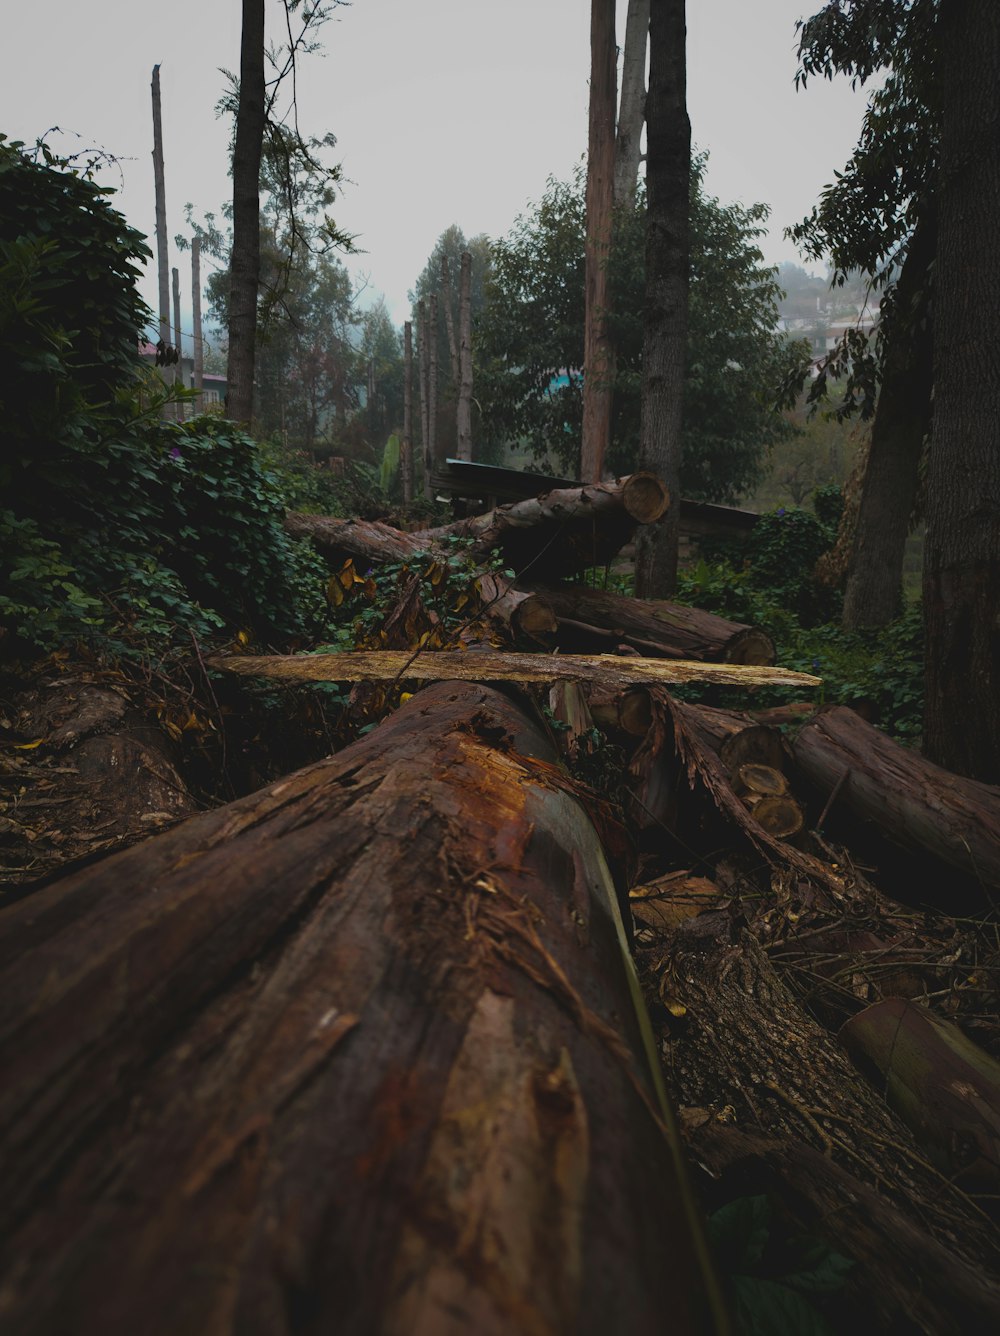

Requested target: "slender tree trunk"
[
  {"left": 581, "top": 0, "right": 617, "bottom": 484},
  {"left": 923, "top": 0, "right": 1000, "bottom": 782},
  {"left": 428, "top": 293, "right": 439, "bottom": 475},
  {"left": 191, "top": 237, "right": 204, "bottom": 414},
  {"left": 402, "top": 320, "right": 414, "bottom": 503},
  {"left": 440, "top": 254, "right": 460, "bottom": 384},
  {"left": 456, "top": 250, "right": 474, "bottom": 461},
  {"left": 150, "top": 65, "right": 175, "bottom": 412},
  {"left": 227, "top": 0, "right": 265, "bottom": 426},
  {"left": 634, "top": 0, "right": 689, "bottom": 598},
  {"left": 418, "top": 300, "right": 431, "bottom": 497},
  {"left": 171, "top": 265, "right": 182, "bottom": 422},
  {"left": 842, "top": 212, "right": 935, "bottom": 630},
  {"left": 614, "top": 0, "right": 650, "bottom": 211}
]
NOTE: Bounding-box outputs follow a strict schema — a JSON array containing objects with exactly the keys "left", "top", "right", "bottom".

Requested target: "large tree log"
[
  {"left": 285, "top": 473, "right": 670, "bottom": 579},
  {"left": 516, "top": 584, "right": 775, "bottom": 664},
  {"left": 637, "top": 912, "right": 1000, "bottom": 1334},
  {"left": 791, "top": 705, "right": 1000, "bottom": 900},
  {"left": 208, "top": 648, "right": 820, "bottom": 692},
  {"left": 0, "top": 682, "right": 723, "bottom": 1335}
]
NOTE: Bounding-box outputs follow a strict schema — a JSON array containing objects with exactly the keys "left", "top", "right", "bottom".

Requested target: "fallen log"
[
  {"left": 791, "top": 705, "right": 1000, "bottom": 900},
  {"left": 517, "top": 584, "right": 775, "bottom": 664},
  {"left": 0, "top": 682, "right": 723, "bottom": 1335},
  {"left": 207, "top": 649, "right": 821, "bottom": 693},
  {"left": 286, "top": 473, "right": 670, "bottom": 579},
  {"left": 638, "top": 913, "right": 1000, "bottom": 1334}
]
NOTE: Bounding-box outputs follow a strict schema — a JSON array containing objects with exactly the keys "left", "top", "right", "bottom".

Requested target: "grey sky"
[{"left": 2, "top": 1, "right": 873, "bottom": 338}]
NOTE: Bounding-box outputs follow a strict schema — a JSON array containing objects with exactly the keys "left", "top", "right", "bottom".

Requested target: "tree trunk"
[
  {"left": 517, "top": 584, "right": 775, "bottom": 664},
  {"left": 171, "top": 264, "right": 182, "bottom": 421},
  {"left": 634, "top": 0, "right": 690, "bottom": 598},
  {"left": 440, "top": 254, "right": 460, "bottom": 384},
  {"left": 286, "top": 473, "right": 671, "bottom": 578},
  {"left": 639, "top": 919, "right": 1000, "bottom": 1335},
  {"left": 614, "top": 0, "right": 650, "bottom": 210},
  {"left": 923, "top": 0, "right": 1000, "bottom": 782},
  {"left": 790, "top": 704, "right": 1000, "bottom": 903},
  {"left": 150, "top": 65, "right": 175, "bottom": 413},
  {"left": 428, "top": 293, "right": 439, "bottom": 474},
  {"left": 402, "top": 319, "right": 414, "bottom": 503},
  {"left": 417, "top": 299, "right": 431, "bottom": 496},
  {"left": 0, "top": 682, "right": 722, "bottom": 1335},
  {"left": 842, "top": 210, "right": 935, "bottom": 630},
  {"left": 191, "top": 237, "right": 204, "bottom": 414},
  {"left": 227, "top": 0, "right": 265, "bottom": 425},
  {"left": 581, "top": 0, "right": 617, "bottom": 483},
  {"left": 456, "top": 250, "right": 474, "bottom": 461}
]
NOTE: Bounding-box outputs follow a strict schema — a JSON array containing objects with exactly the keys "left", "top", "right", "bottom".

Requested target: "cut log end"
[
  {"left": 621, "top": 472, "right": 671, "bottom": 524},
  {"left": 751, "top": 794, "right": 805, "bottom": 839},
  {"left": 724, "top": 628, "right": 777, "bottom": 666}
]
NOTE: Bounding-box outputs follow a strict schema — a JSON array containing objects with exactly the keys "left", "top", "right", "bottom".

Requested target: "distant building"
[{"left": 138, "top": 342, "right": 228, "bottom": 415}]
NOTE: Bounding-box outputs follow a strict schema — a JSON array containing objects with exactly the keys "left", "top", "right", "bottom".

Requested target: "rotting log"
[
  {"left": 517, "top": 584, "right": 775, "bottom": 664},
  {"left": 841, "top": 997, "right": 1000, "bottom": 1196},
  {"left": 0, "top": 681, "right": 723, "bottom": 1336},
  {"left": 207, "top": 648, "right": 820, "bottom": 693},
  {"left": 286, "top": 473, "right": 670, "bottom": 579},
  {"left": 638, "top": 913, "right": 1000, "bottom": 1334},
  {"left": 791, "top": 705, "right": 1000, "bottom": 898}
]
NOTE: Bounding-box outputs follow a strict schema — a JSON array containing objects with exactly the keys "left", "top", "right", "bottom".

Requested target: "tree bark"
[
  {"left": 191, "top": 237, "right": 204, "bottom": 414},
  {"left": 286, "top": 473, "right": 671, "bottom": 578},
  {"left": 456, "top": 250, "right": 473, "bottom": 461},
  {"left": 614, "top": 0, "right": 650, "bottom": 211},
  {"left": 227, "top": 0, "right": 265, "bottom": 425},
  {"left": 634, "top": 0, "right": 690, "bottom": 598},
  {"left": 402, "top": 319, "right": 414, "bottom": 503},
  {"left": 842, "top": 210, "right": 935, "bottom": 630},
  {"left": 417, "top": 299, "right": 431, "bottom": 496},
  {"left": 517, "top": 585, "right": 775, "bottom": 664},
  {"left": 150, "top": 65, "right": 175, "bottom": 412},
  {"left": 171, "top": 264, "right": 182, "bottom": 421},
  {"left": 581, "top": 0, "right": 617, "bottom": 483},
  {"left": 923, "top": 0, "right": 1000, "bottom": 781},
  {"left": 790, "top": 704, "right": 1000, "bottom": 902},
  {"left": 428, "top": 292, "right": 439, "bottom": 473},
  {"left": 0, "top": 682, "right": 722, "bottom": 1335},
  {"left": 440, "top": 254, "right": 460, "bottom": 384}
]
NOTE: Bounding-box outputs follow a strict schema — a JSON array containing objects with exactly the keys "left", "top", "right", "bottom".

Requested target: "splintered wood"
[{"left": 208, "top": 649, "right": 821, "bottom": 692}]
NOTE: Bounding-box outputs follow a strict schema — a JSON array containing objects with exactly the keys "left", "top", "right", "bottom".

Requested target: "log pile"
[{"left": 5, "top": 475, "right": 1000, "bottom": 1333}]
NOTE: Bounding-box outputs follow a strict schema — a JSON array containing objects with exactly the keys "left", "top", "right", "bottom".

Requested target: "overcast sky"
[{"left": 2, "top": 0, "right": 873, "bottom": 341}]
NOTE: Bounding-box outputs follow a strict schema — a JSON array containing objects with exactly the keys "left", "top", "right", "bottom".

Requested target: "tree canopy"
[{"left": 474, "top": 163, "right": 807, "bottom": 502}]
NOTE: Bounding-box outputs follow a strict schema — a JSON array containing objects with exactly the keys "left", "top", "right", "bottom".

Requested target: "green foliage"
[
  {"left": 709, "top": 1195, "right": 854, "bottom": 1336},
  {"left": 744, "top": 507, "right": 841, "bottom": 625},
  {"left": 379, "top": 434, "right": 401, "bottom": 497},
  {"left": 475, "top": 162, "right": 810, "bottom": 499},
  {"left": 674, "top": 557, "right": 925, "bottom": 742}
]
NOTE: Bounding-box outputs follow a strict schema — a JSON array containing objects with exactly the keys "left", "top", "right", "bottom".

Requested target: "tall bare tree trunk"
[
  {"left": 581, "top": 0, "right": 617, "bottom": 484},
  {"left": 456, "top": 250, "right": 474, "bottom": 461},
  {"left": 418, "top": 300, "right": 431, "bottom": 497},
  {"left": 634, "top": 0, "right": 689, "bottom": 598},
  {"left": 429, "top": 293, "right": 439, "bottom": 475},
  {"left": 403, "top": 320, "right": 414, "bottom": 503},
  {"left": 440, "top": 254, "right": 460, "bottom": 384},
  {"left": 171, "top": 265, "right": 182, "bottom": 421},
  {"left": 923, "top": 0, "right": 1000, "bottom": 782},
  {"left": 227, "top": 0, "right": 265, "bottom": 426},
  {"left": 842, "top": 211, "right": 934, "bottom": 630},
  {"left": 191, "top": 237, "right": 204, "bottom": 414},
  {"left": 150, "top": 65, "right": 175, "bottom": 413},
  {"left": 614, "top": 0, "right": 650, "bottom": 211}
]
